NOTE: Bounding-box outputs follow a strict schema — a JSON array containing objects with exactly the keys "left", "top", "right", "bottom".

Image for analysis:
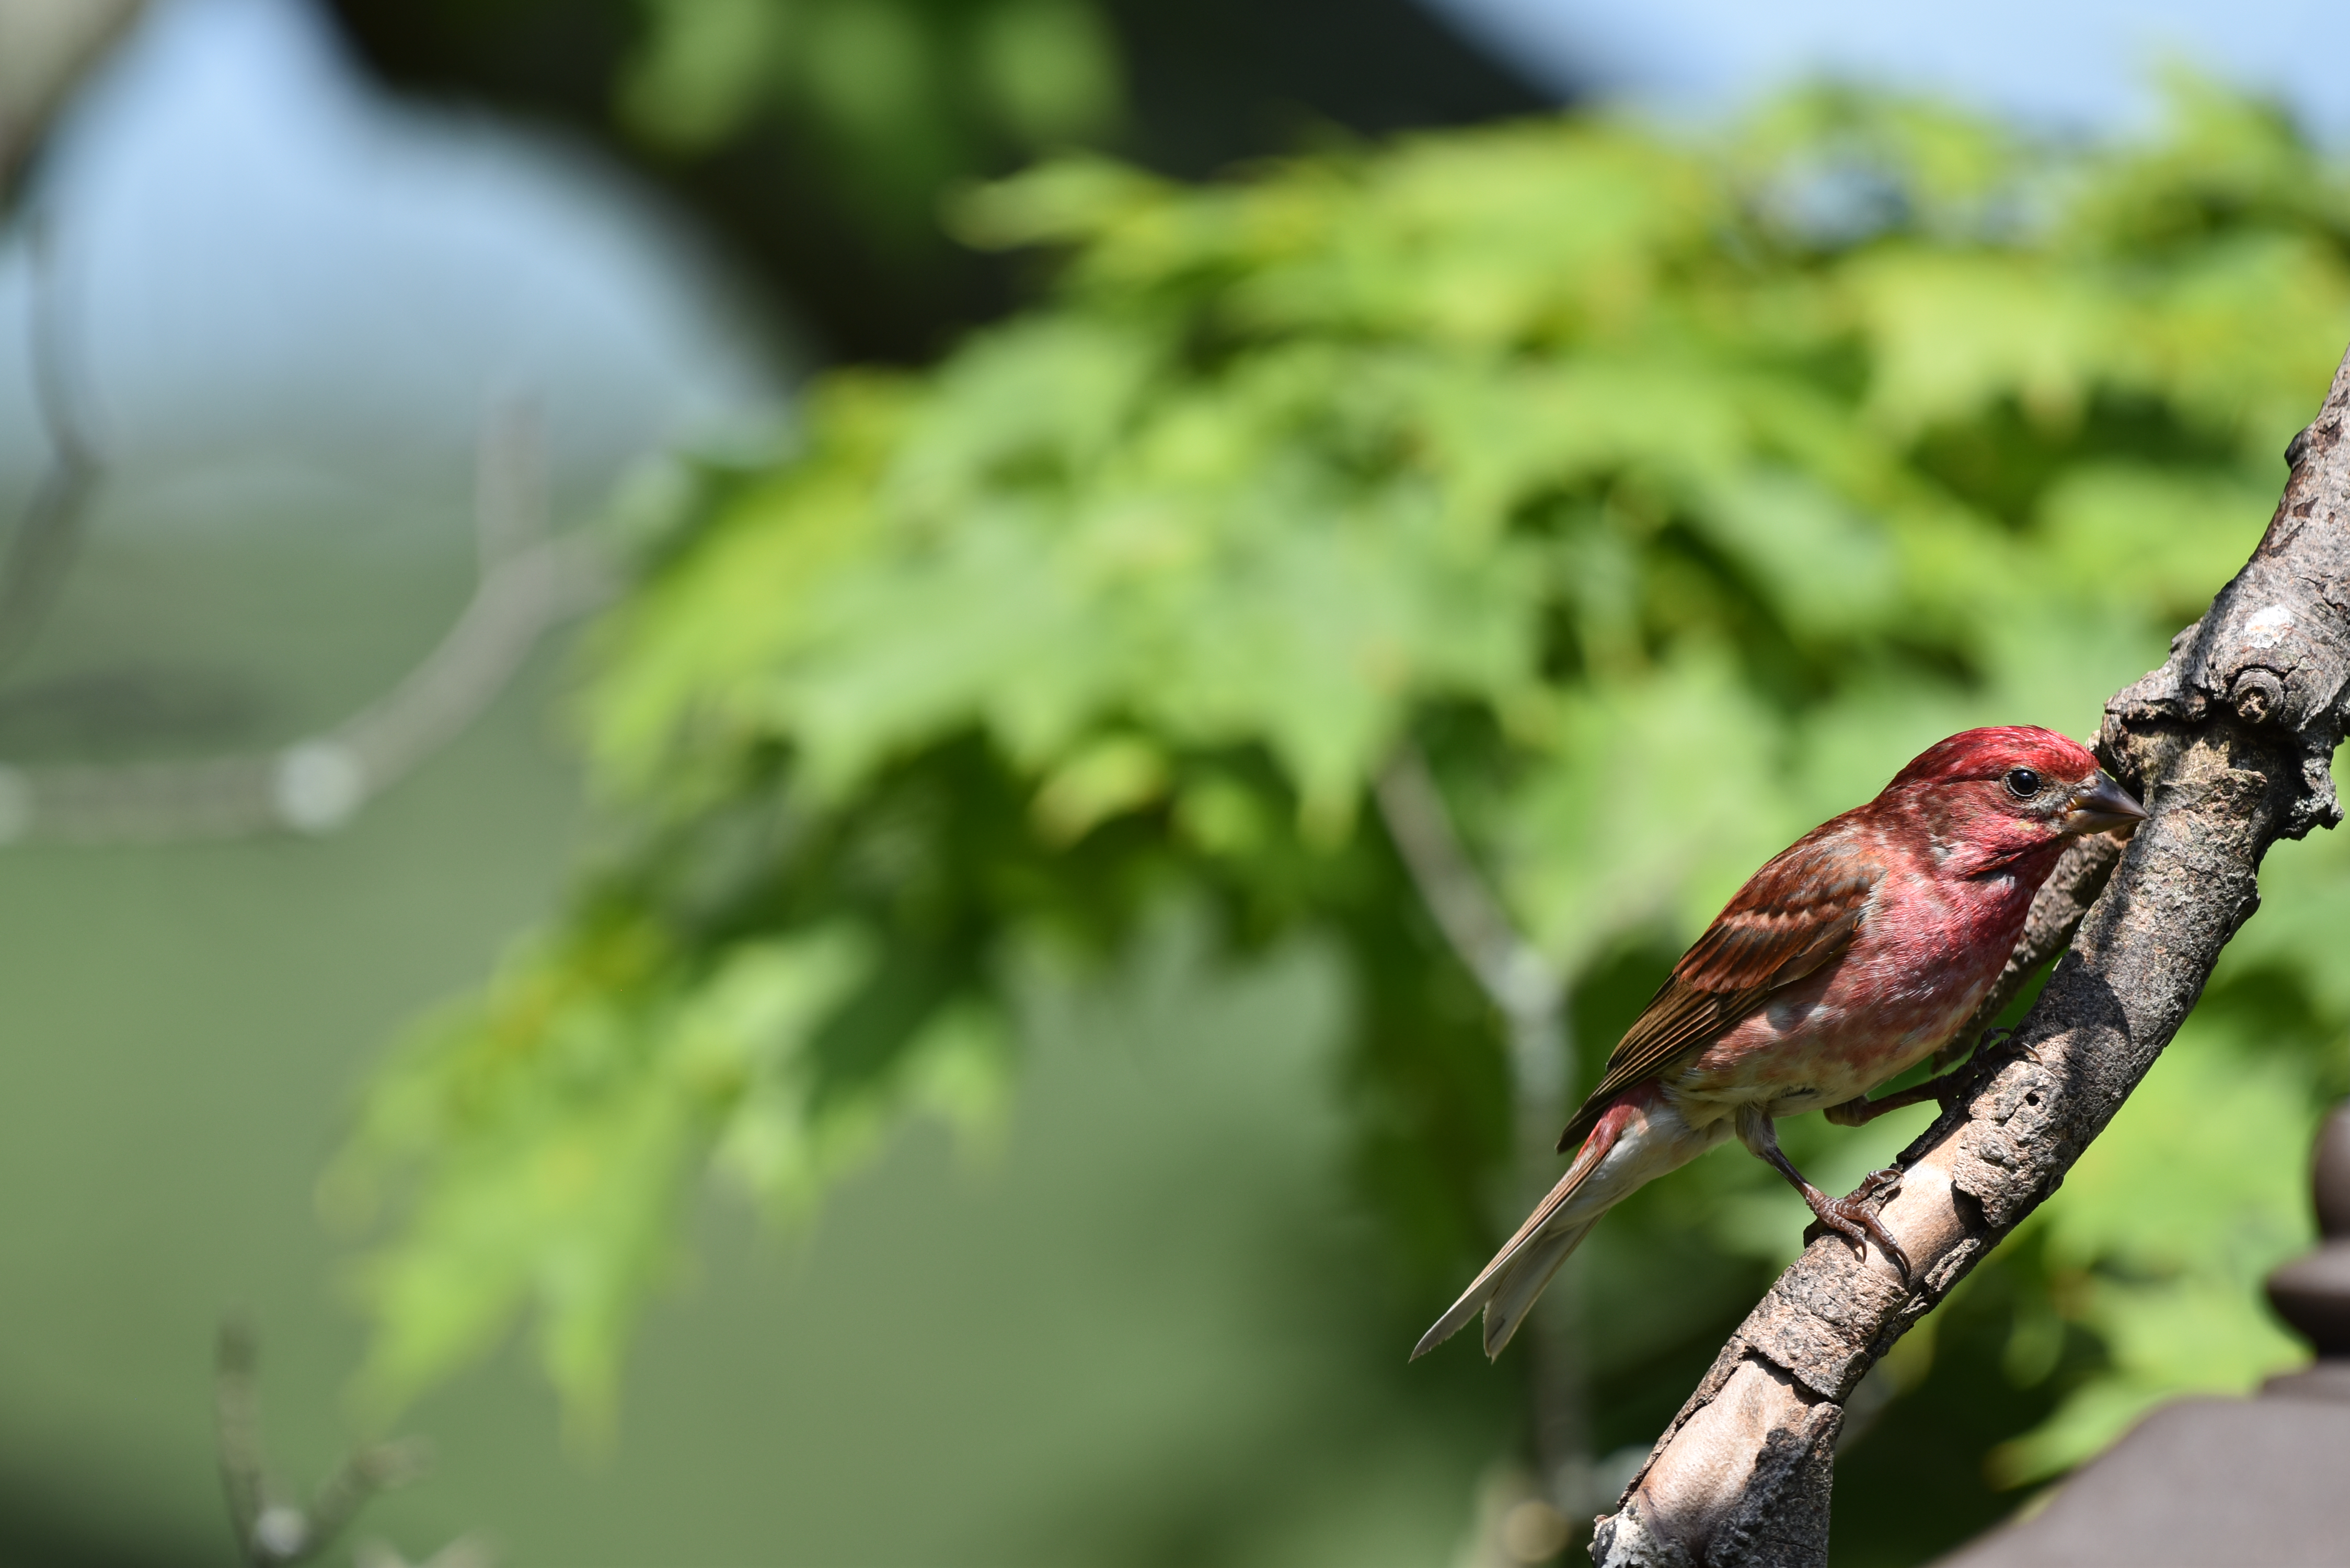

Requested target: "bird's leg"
[
  {"left": 1734, "top": 1105, "right": 1909, "bottom": 1277},
  {"left": 1823, "top": 1079, "right": 1950, "bottom": 1127},
  {"left": 1823, "top": 1028, "right": 2012, "bottom": 1128}
]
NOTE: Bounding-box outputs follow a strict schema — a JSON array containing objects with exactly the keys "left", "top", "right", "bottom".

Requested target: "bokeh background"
[{"left": 2, "top": 2, "right": 2348, "bottom": 1565}]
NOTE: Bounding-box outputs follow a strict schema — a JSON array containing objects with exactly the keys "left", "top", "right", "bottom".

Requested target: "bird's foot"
[{"left": 1804, "top": 1168, "right": 1909, "bottom": 1277}]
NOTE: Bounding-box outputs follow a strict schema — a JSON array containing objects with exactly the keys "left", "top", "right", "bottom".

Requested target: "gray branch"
[
  {"left": 0, "top": 210, "right": 101, "bottom": 674},
  {"left": 216, "top": 1320, "right": 428, "bottom": 1568},
  {"left": 1589, "top": 342, "right": 2350, "bottom": 1567},
  {"left": 0, "top": 0, "right": 145, "bottom": 205},
  {"left": 0, "top": 402, "right": 608, "bottom": 842},
  {"left": 1375, "top": 742, "right": 1565, "bottom": 1043},
  {"left": 1376, "top": 745, "right": 1605, "bottom": 1525}
]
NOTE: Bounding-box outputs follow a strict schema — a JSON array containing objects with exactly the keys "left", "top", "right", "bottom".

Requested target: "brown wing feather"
[{"left": 1554, "top": 832, "right": 1883, "bottom": 1152}]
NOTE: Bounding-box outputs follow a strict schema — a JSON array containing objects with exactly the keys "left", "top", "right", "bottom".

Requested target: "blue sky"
[
  {"left": 0, "top": 0, "right": 776, "bottom": 495},
  {"left": 1430, "top": 0, "right": 2350, "bottom": 141}
]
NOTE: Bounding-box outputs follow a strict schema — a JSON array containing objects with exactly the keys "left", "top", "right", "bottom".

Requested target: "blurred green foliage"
[
  {"left": 619, "top": 0, "right": 1122, "bottom": 244},
  {"left": 328, "top": 0, "right": 1540, "bottom": 362},
  {"left": 329, "top": 78, "right": 2350, "bottom": 1507}
]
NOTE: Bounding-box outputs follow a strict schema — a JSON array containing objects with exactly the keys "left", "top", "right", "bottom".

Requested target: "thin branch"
[
  {"left": 0, "top": 402, "right": 610, "bottom": 842},
  {"left": 1377, "top": 743, "right": 1604, "bottom": 1521},
  {"left": 216, "top": 1320, "right": 428, "bottom": 1568},
  {"left": 215, "top": 1321, "right": 267, "bottom": 1553},
  {"left": 0, "top": 0, "right": 146, "bottom": 205},
  {"left": 0, "top": 210, "right": 100, "bottom": 673},
  {"left": 1374, "top": 742, "right": 1564, "bottom": 1039},
  {"left": 1588, "top": 347, "right": 2350, "bottom": 1566}
]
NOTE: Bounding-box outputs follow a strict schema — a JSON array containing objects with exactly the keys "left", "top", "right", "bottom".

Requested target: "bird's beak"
[{"left": 2060, "top": 770, "right": 2149, "bottom": 836}]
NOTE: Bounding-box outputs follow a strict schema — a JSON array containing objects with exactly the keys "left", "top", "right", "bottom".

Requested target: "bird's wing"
[{"left": 1555, "top": 835, "right": 1883, "bottom": 1152}]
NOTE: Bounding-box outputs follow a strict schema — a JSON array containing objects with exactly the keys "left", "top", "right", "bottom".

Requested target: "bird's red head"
[{"left": 1882, "top": 725, "right": 2146, "bottom": 873}]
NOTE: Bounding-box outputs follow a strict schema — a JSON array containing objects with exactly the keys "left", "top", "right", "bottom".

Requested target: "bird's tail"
[
  {"left": 1466, "top": 1215, "right": 1599, "bottom": 1358},
  {"left": 1413, "top": 1082, "right": 1733, "bottom": 1361},
  {"left": 1411, "top": 1111, "right": 1626, "bottom": 1361}
]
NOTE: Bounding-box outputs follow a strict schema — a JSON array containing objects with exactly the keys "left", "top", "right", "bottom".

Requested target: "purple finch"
[{"left": 1414, "top": 726, "right": 2146, "bottom": 1361}]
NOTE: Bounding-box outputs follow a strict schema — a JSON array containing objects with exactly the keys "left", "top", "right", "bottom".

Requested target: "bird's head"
[{"left": 1884, "top": 725, "right": 2147, "bottom": 872}]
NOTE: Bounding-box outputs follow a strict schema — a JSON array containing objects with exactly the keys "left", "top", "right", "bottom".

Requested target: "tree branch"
[
  {"left": 1374, "top": 742, "right": 1565, "bottom": 1046},
  {"left": 0, "top": 0, "right": 145, "bottom": 207},
  {"left": 0, "top": 211, "right": 101, "bottom": 675},
  {"left": 1376, "top": 745, "right": 1605, "bottom": 1521},
  {"left": 1588, "top": 344, "right": 2350, "bottom": 1567},
  {"left": 216, "top": 1320, "right": 429, "bottom": 1567},
  {"left": 0, "top": 402, "right": 607, "bottom": 842}
]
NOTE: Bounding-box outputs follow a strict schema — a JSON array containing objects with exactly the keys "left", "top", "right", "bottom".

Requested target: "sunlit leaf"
[{"left": 343, "top": 82, "right": 2350, "bottom": 1467}]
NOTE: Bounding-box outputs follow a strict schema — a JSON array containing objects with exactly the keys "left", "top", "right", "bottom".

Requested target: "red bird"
[{"left": 1414, "top": 726, "right": 2147, "bottom": 1361}]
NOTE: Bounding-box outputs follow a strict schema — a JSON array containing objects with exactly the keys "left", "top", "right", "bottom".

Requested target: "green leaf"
[
  {"left": 333, "top": 924, "right": 876, "bottom": 1438},
  {"left": 1990, "top": 1013, "right": 2316, "bottom": 1484},
  {"left": 343, "top": 79, "right": 2350, "bottom": 1463}
]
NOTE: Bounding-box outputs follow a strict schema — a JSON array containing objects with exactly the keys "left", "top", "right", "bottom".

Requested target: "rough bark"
[{"left": 1589, "top": 344, "right": 2350, "bottom": 1567}]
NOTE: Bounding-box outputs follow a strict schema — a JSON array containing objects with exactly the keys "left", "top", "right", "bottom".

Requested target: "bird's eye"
[{"left": 2004, "top": 767, "right": 2043, "bottom": 799}]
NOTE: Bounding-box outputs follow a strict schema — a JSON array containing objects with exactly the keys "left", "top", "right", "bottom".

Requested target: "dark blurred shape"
[
  {"left": 2316, "top": 1104, "right": 2350, "bottom": 1236},
  {"left": 2268, "top": 1103, "right": 2350, "bottom": 1360},
  {"left": 1933, "top": 1102, "right": 2350, "bottom": 1568},
  {"left": 1111, "top": 0, "right": 1553, "bottom": 180},
  {"left": 0, "top": 1508, "right": 185, "bottom": 1568},
  {"left": 319, "top": 0, "right": 1548, "bottom": 362},
  {"left": 1931, "top": 1399, "right": 2350, "bottom": 1568}
]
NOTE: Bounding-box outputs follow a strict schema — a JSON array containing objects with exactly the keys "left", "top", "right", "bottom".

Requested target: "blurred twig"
[
  {"left": 1375, "top": 744, "right": 1565, "bottom": 1036},
  {"left": 0, "top": 401, "right": 611, "bottom": 842},
  {"left": 1376, "top": 743, "right": 1597, "bottom": 1526},
  {"left": 0, "top": 209, "right": 99, "bottom": 674},
  {"left": 291, "top": 400, "right": 610, "bottom": 828},
  {"left": 0, "top": 3, "right": 598, "bottom": 842},
  {"left": 216, "top": 1321, "right": 429, "bottom": 1568},
  {"left": 0, "top": 0, "right": 145, "bottom": 205}
]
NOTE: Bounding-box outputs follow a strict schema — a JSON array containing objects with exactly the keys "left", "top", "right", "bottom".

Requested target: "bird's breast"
[{"left": 1664, "top": 862, "right": 2037, "bottom": 1119}]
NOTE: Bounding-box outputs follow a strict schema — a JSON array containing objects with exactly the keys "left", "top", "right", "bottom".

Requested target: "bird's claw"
[
  {"left": 1808, "top": 1167, "right": 1909, "bottom": 1278},
  {"left": 1851, "top": 1165, "right": 1903, "bottom": 1201}
]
